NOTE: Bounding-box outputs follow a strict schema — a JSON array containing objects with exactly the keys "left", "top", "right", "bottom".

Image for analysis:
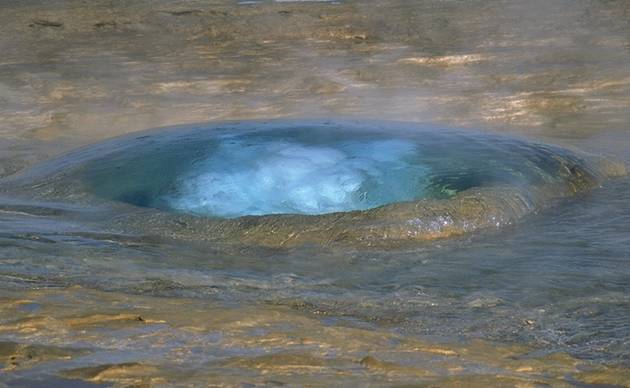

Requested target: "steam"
[{"left": 1, "top": 0, "right": 630, "bottom": 178}]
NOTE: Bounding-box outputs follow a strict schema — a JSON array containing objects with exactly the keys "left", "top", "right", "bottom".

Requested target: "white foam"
[{"left": 166, "top": 137, "right": 426, "bottom": 217}]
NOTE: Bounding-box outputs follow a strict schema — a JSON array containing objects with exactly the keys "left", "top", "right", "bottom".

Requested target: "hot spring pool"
[{"left": 4, "top": 120, "right": 625, "bottom": 248}]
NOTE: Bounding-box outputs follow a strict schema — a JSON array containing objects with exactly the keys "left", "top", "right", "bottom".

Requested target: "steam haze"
[{"left": 2, "top": 0, "right": 630, "bottom": 175}]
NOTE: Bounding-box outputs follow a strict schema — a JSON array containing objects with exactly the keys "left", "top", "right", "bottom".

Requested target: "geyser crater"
[
  {"left": 5, "top": 120, "right": 625, "bottom": 247},
  {"left": 70, "top": 120, "right": 610, "bottom": 219}
]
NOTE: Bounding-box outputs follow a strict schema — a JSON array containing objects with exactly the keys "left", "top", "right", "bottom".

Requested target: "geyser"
[{"left": 5, "top": 120, "right": 625, "bottom": 247}]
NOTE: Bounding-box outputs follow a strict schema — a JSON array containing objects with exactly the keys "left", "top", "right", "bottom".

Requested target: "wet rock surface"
[{"left": 2, "top": 287, "right": 630, "bottom": 387}]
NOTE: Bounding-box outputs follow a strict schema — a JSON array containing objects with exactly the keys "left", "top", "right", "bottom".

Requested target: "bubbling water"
[{"left": 167, "top": 138, "right": 425, "bottom": 217}]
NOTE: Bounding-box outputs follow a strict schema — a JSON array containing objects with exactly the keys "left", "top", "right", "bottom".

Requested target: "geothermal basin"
[{"left": 4, "top": 120, "right": 625, "bottom": 248}]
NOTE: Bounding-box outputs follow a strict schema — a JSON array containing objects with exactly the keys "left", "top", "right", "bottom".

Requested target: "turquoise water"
[
  {"left": 76, "top": 122, "right": 598, "bottom": 219},
  {"left": 166, "top": 137, "right": 423, "bottom": 217}
]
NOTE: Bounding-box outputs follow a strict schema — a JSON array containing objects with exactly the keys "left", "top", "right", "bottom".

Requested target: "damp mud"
[{"left": 2, "top": 0, "right": 630, "bottom": 386}]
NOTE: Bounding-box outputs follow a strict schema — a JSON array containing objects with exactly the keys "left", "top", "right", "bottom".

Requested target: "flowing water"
[{"left": 1, "top": 0, "right": 630, "bottom": 386}]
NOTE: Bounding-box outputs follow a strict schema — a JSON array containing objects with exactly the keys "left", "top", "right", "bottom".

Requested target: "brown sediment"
[
  {"left": 397, "top": 54, "right": 486, "bottom": 67},
  {"left": 29, "top": 19, "right": 63, "bottom": 28},
  {"left": 0, "top": 341, "right": 88, "bottom": 372},
  {"left": 576, "top": 366, "right": 630, "bottom": 387},
  {"left": 359, "top": 355, "right": 434, "bottom": 377},
  {"left": 62, "top": 363, "right": 161, "bottom": 385},
  {"left": 0, "top": 287, "right": 625, "bottom": 386}
]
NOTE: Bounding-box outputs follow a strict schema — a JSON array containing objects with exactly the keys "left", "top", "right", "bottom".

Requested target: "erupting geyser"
[{"left": 4, "top": 120, "right": 626, "bottom": 247}]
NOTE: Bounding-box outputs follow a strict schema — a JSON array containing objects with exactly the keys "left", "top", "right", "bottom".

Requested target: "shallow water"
[{"left": 1, "top": 0, "right": 630, "bottom": 386}]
